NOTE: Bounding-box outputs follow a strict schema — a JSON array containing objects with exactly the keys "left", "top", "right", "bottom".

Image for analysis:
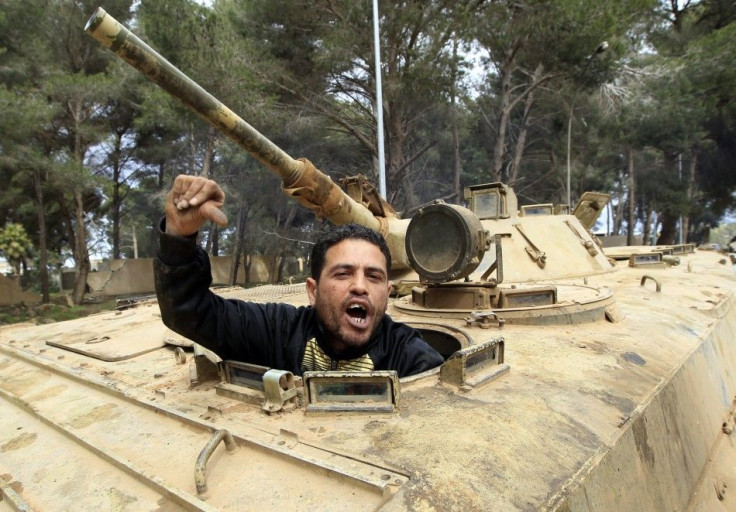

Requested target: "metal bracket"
[
  {"left": 465, "top": 311, "right": 505, "bottom": 329},
  {"left": 0, "top": 477, "right": 32, "bottom": 512},
  {"left": 480, "top": 234, "right": 505, "bottom": 284},
  {"left": 564, "top": 220, "right": 598, "bottom": 256},
  {"left": 340, "top": 175, "right": 396, "bottom": 217},
  {"left": 262, "top": 369, "right": 299, "bottom": 413},
  {"left": 514, "top": 224, "right": 546, "bottom": 268}
]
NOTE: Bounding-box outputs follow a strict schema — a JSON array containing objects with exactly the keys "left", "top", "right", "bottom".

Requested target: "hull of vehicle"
[{"left": 1, "top": 250, "right": 735, "bottom": 511}]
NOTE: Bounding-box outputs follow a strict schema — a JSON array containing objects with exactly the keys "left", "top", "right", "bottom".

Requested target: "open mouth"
[{"left": 346, "top": 303, "right": 368, "bottom": 326}]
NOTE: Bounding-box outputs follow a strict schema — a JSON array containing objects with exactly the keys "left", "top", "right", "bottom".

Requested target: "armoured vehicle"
[{"left": 1, "top": 8, "right": 736, "bottom": 511}]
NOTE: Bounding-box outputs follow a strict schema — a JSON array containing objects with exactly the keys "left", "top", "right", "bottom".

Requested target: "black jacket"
[{"left": 154, "top": 223, "right": 443, "bottom": 377}]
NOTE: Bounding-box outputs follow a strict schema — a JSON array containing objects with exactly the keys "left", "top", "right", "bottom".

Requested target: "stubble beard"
[{"left": 315, "top": 295, "right": 388, "bottom": 353}]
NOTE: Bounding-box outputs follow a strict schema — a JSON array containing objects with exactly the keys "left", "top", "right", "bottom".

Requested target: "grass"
[{"left": 0, "top": 294, "right": 120, "bottom": 325}]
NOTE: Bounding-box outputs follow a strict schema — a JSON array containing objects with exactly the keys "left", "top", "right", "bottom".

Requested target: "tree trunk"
[
  {"left": 70, "top": 100, "right": 90, "bottom": 306},
  {"left": 656, "top": 213, "right": 678, "bottom": 245},
  {"left": 34, "top": 170, "right": 50, "bottom": 304},
  {"left": 642, "top": 201, "right": 653, "bottom": 246},
  {"left": 157, "top": 161, "right": 166, "bottom": 189},
  {"left": 509, "top": 65, "right": 542, "bottom": 185},
  {"left": 229, "top": 205, "right": 247, "bottom": 285},
  {"left": 382, "top": 43, "right": 408, "bottom": 207},
  {"left": 626, "top": 148, "right": 636, "bottom": 246},
  {"left": 277, "top": 254, "right": 286, "bottom": 284},
  {"left": 231, "top": 251, "right": 241, "bottom": 286},
  {"left": 204, "top": 224, "right": 220, "bottom": 255},
  {"left": 111, "top": 130, "right": 123, "bottom": 259},
  {"left": 204, "top": 223, "right": 213, "bottom": 253},
  {"left": 268, "top": 254, "right": 280, "bottom": 284},
  {"left": 400, "top": 170, "right": 419, "bottom": 211},
  {"left": 200, "top": 127, "right": 216, "bottom": 178},
  {"left": 244, "top": 254, "right": 251, "bottom": 285},
  {"left": 71, "top": 188, "right": 90, "bottom": 305},
  {"left": 451, "top": 40, "right": 462, "bottom": 203},
  {"left": 491, "top": 56, "right": 514, "bottom": 182},
  {"left": 188, "top": 123, "right": 197, "bottom": 174},
  {"left": 682, "top": 152, "right": 697, "bottom": 243},
  {"left": 386, "top": 103, "right": 407, "bottom": 207},
  {"left": 268, "top": 206, "right": 298, "bottom": 284},
  {"left": 612, "top": 184, "right": 625, "bottom": 235}
]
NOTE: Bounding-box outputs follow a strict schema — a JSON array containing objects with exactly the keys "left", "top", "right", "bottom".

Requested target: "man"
[{"left": 154, "top": 174, "right": 444, "bottom": 377}]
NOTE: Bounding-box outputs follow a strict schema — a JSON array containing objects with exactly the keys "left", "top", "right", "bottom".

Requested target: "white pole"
[
  {"left": 678, "top": 153, "right": 683, "bottom": 243},
  {"left": 566, "top": 102, "right": 573, "bottom": 210},
  {"left": 372, "top": 0, "right": 387, "bottom": 199}
]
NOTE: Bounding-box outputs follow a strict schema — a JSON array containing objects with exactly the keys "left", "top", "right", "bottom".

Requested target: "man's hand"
[{"left": 165, "top": 175, "right": 228, "bottom": 236}]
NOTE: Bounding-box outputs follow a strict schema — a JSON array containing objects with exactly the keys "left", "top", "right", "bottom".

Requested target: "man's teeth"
[{"left": 348, "top": 304, "right": 367, "bottom": 323}]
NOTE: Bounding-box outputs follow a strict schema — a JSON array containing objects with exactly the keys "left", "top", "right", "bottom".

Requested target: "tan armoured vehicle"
[{"left": 1, "top": 8, "right": 736, "bottom": 512}]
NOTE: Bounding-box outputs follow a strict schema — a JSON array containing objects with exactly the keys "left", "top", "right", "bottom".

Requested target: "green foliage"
[
  {"left": 710, "top": 222, "right": 736, "bottom": 249},
  {"left": 236, "top": 0, "right": 479, "bottom": 209},
  {"left": 0, "top": 223, "right": 33, "bottom": 275},
  {"left": 0, "top": 0, "right": 735, "bottom": 297}
]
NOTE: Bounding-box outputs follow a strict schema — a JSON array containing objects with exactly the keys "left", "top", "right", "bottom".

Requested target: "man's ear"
[{"left": 306, "top": 277, "right": 317, "bottom": 306}]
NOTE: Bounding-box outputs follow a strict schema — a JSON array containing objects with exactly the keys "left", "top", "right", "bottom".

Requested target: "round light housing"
[{"left": 405, "top": 202, "right": 488, "bottom": 284}]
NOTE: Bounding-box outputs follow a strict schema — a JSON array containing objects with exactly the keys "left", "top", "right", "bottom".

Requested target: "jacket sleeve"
[
  {"left": 393, "top": 337, "right": 445, "bottom": 377},
  {"left": 372, "top": 319, "right": 445, "bottom": 377},
  {"left": 153, "top": 219, "right": 302, "bottom": 368},
  {"left": 397, "top": 337, "right": 445, "bottom": 377}
]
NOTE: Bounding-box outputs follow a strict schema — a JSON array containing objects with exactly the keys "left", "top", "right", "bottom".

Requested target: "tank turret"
[{"left": 86, "top": 8, "right": 617, "bottom": 325}]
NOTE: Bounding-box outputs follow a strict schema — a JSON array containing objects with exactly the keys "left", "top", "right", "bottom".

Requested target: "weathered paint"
[
  {"left": 46, "top": 8, "right": 736, "bottom": 511},
  {"left": 1, "top": 251, "right": 735, "bottom": 510}
]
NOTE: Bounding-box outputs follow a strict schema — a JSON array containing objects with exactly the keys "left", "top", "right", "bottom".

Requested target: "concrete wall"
[
  {"left": 596, "top": 234, "right": 644, "bottom": 247},
  {"left": 0, "top": 274, "right": 41, "bottom": 306},
  {"left": 86, "top": 259, "right": 156, "bottom": 296},
  {"left": 209, "top": 255, "right": 273, "bottom": 285},
  {"left": 83, "top": 254, "right": 278, "bottom": 297}
]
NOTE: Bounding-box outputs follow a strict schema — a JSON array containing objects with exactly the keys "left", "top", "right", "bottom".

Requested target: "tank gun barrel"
[
  {"left": 85, "top": 8, "right": 411, "bottom": 268},
  {"left": 85, "top": 8, "right": 300, "bottom": 184}
]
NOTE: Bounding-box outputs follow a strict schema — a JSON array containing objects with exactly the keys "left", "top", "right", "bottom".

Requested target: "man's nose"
[{"left": 349, "top": 273, "right": 368, "bottom": 294}]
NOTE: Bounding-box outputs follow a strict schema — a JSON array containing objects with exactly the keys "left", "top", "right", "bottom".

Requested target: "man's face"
[{"left": 307, "top": 239, "right": 392, "bottom": 353}]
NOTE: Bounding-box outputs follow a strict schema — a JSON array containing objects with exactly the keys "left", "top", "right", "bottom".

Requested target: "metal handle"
[
  {"left": 640, "top": 275, "right": 661, "bottom": 292},
  {"left": 195, "top": 429, "right": 237, "bottom": 499}
]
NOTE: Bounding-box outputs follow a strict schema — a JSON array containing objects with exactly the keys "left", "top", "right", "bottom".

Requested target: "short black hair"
[{"left": 310, "top": 224, "right": 392, "bottom": 280}]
